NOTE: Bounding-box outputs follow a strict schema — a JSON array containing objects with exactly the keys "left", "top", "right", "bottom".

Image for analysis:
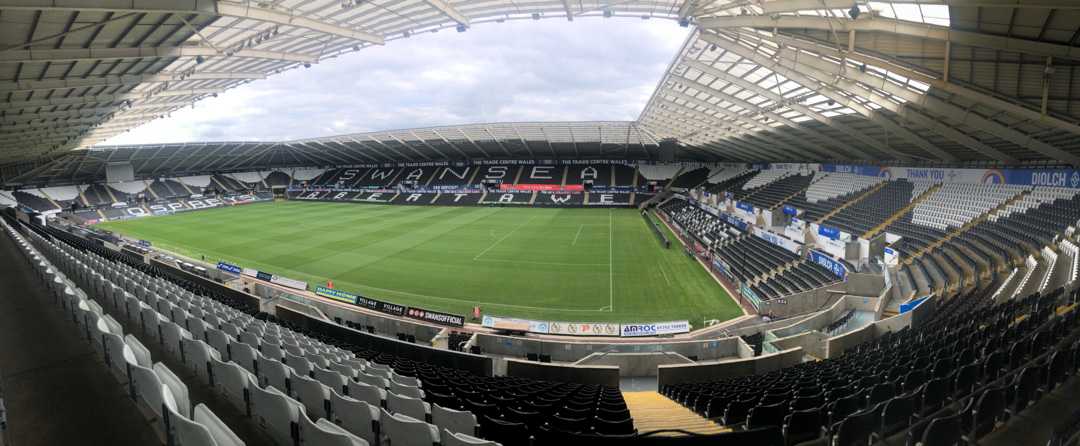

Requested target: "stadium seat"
[
  {"left": 346, "top": 380, "right": 386, "bottom": 408},
  {"left": 432, "top": 403, "right": 478, "bottom": 437},
  {"left": 230, "top": 341, "right": 259, "bottom": 377},
  {"left": 299, "top": 410, "right": 369, "bottom": 446},
  {"left": 441, "top": 428, "right": 502, "bottom": 446},
  {"left": 329, "top": 390, "right": 380, "bottom": 446},
  {"left": 211, "top": 356, "right": 254, "bottom": 416},
  {"left": 250, "top": 384, "right": 303, "bottom": 446},
  {"left": 182, "top": 338, "right": 219, "bottom": 386},
  {"left": 380, "top": 408, "right": 439, "bottom": 446},
  {"left": 387, "top": 391, "right": 430, "bottom": 422},
  {"left": 293, "top": 374, "right": 332, "bottom": 421},
  {"left": 259, "top": 353, "right": 295, "bottom": 395},
  {"left": 155, "top": 363, "right": 191, "bottom": 419}
]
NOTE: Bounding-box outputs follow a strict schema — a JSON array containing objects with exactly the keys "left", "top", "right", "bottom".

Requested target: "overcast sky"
[{"left": 104, "top": 19, "right": 689, "bottom": 146}]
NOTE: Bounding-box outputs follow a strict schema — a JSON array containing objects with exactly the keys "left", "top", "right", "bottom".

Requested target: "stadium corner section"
[{"left": 652, "top": 203, "right": 757, "bottom": 320}]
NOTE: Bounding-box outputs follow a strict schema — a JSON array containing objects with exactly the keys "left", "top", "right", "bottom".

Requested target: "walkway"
[{"left": 624, "top": 391, "right": 728, "bottom": 436}]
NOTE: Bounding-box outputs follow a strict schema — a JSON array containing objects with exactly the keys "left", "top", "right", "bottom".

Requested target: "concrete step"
[{"left": 624, "top": 391, "right": 729, "bottom": 436}]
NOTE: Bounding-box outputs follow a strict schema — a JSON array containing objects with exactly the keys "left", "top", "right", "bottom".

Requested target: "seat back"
[
  {"left": 441, "top": 429, "right": 501, "bottom": 446},
  {"left": 210, "top": 356, "right": 254, "bottom": 416},
  {"left": 293, "top": 374, "right": 331, "bottom": 421},
  {"left": 432, "top": 403, "right": 478, "bottom": 437},
  {"left": 920, "top": 413, "right": 962, "bottom": 446},
  {"left": 380, "top": 408, "right": 438, "bottom": 446},
  {"left": 250, "top": 384, "right": 303, "bottom": 446},
  {"left": 347, "top": 380, "right": 386, "bottom": 408},
  {"left": 387, "top": 391, "right": 429, "bottom": 421},
  {"left": 329, "top": 390, "right": 380, "bottom": 446},
  {"left": 299, "top": 410, "right": 369, "bottom": 446},
  {"left": 259, "top": 353, "right": 295, "bottom": 394}
]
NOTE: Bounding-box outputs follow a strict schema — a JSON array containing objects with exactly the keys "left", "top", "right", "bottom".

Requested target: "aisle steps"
[{"left": 623, "top": 391, "right": 728, "bottom": 436}]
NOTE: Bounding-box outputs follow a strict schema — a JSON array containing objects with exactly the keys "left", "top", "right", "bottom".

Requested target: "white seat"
[
  {"left": 207, "top": 329, "right": 232, "bottom": 360},
  {"left": 126, "top": 334, "right": 153, "bottom": 368},
  {"left": 299, "top": 410, "right": 369, "bottom": 446},
  {"left": 161, "top": 321, "right": 192, "bottom": 362},
  {"left": 431, "top": 404, "right": 477, "bottom": 437},
  {"left": 262, "top": 342, "right": 284, "bottom": 361},
  {"left": 329, "top": 390, "right": 379, "bottom": 446},
  {"left": 313, "top": 367, "right": 349, "bottom": 395},
  {"left": 441, "top": 429, "right": 501, "bottom": 446},
  {"left": 346, "top": 380, "right": 386, "bottom": 408},
  {"left": 390, "top": 373, "right": 419, "bottom": 388},
  {"left": 258, "top": 353, "right": 295, "bottom": 393},
  {"left": 355, "top": 373, "right": 388, "bottom": 390},
  {"left": 182, "top": 338, "right": 220, "bottom": 386},
  {"left": 130, "top": 364, "right": 166, "bottom": 420},
  {"left": 292, "top": 374, "right": 331, "bottom": 421},
  {"left": 389, "top": 381, "right": 424, "bottom": 399},
  {"left": 386, "top": 392, "right": 430, "bottom": 422},
  {"left": 329, "top": 362, "right": 357, "bottom": 379},
  {"left": 103, "top": 332, "right": 135, "bottom": 382},
  {"left": 211, "top": 356, "right": 254, "bottom": 415},
  {"left": 141, "top": 306, "right": 164, "bottom": 344},
  {"left": 155, "top": 362, "right": 191, "bottom": 419},
  {"left": 230, "top": 341, "right": 259, "bottom": 376},
  {"left": 249, "top": 384, "right": 303, "bottom": 446},
  {"left": 380, "top": 408, "right": 439, "bottom": 446}
]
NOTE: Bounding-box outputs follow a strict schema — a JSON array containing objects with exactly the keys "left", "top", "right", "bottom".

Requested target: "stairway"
[
  {"left": 816, "top": 180, "right": 887, "bottom": 224},
  {"left": 623, "top": 392, "right": 728, "bottom": 436},
  {"left": 863, "top": 183, "right": 943, "bottom": 239}
]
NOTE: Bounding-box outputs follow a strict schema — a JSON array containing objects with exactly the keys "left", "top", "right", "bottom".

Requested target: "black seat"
[
  {"left": 920, "top": 413, "right": 963, "bottom": 446},
  {"left": 722, "top": 396, "right": 757, "bottom": 425},
  {"left": 968, "top": 386, "right": 1006, "bottom": 439},
  {"left": 876, "top": 393, "right": 916, "bottom": 439},
  {"left": 747, "top": 401, "right": 788, "bottom": 430},
  {"left": 782, "top": 407, "right": 823, "bottom": 446},
  {"left": 832, "top": 403, "right": 881, "bottom": 446},
  {"left": 592, "top": 417, "right": 635, "bottom": 436},
  {"left": 828, "top": 393, "right": 862, "bottom": 427},
  {"left": 482, "top": 415, "right": 528, "bottom": 445}
]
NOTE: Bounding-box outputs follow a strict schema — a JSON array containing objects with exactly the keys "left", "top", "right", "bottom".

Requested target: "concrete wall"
[
  {"left": 772, "top": 330, "right": 828, "bottom": 359},
  {"left": 846, "top": 272, "right": 887, "bottom": 297},
  {"left": 305, "top": 298, "right": 444, "bottom": 343},
  {"left": 756, "top": 282, "right": 846, "bottom": 318},
  {"left": 657, "top": 347, "right": 804, "bottom": 387},
  {"left": 275, "top": 306, "right": 493, "bottom": 376},
  {"left": 474, "top": 333, "right": 743, "bottom": 363},
  {"left": 573, "top": 352, "right": 694, "bottom": 377},
  {"left": 825, "top": 295, "right": 934, "bottom": 358},
  {"left": 505, "top": 359, "right": 620, "bottom": 386}
]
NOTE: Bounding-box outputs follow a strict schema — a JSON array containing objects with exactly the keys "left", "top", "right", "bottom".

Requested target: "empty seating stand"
[{"left": 663, "top": 285, "right": 1080, "bottom": 446}]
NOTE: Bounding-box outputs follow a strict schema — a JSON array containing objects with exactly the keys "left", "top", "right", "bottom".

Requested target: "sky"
[{"left": 104, "top": 18, "right": 690, "bottom": 146}]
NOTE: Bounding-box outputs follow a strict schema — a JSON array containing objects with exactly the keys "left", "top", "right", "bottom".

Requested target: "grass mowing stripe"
[{"left": 97, "top": 201, "right": 742, "bottom": 324}]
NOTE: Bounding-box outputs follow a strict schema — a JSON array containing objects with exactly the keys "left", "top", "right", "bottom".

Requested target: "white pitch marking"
[
  {"left": 571, "top": 224, "right": 584, "bottom": 246},
  {"left": 608, "top": 208, "right": 614, "bottom": 312},
  {"left": 659, "top": 263, "right": 672, "bottom": 285},
  {"left": 473, "top": 213, "right": 538, "bottom": 260}
]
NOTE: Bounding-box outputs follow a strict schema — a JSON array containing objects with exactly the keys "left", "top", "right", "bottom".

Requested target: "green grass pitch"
[{"left": 96, "top": 201, "right": 742, "bottom": 325}]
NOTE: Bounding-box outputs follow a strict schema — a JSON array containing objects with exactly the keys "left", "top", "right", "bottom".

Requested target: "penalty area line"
[{"left": 473, "top": 213, "right": 538, "bottom": 261}]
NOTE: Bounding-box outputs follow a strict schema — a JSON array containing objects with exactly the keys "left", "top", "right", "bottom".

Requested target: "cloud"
[{"left": 103, "top": 18, "right": 689, "bottom": 146}]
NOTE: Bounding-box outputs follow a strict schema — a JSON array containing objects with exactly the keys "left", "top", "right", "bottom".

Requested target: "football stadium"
[{"left": 2, "top": 1, "right": 1080, "bottom": 445}]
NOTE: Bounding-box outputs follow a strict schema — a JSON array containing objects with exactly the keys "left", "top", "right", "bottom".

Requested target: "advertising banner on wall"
[
  {"left": 270, "top": 274, "right": 308, "bottom": 291},
  {"left": 314, "top": 286, "right": 358, "bottom": 305},
  {"left": 753, "top": 227, "right": 801, "bottom": 254},
  {"left": 809, "top": 250, "right": 847, "bottom": 280},
  {"left": 620, "top": 321, "right": 690, "bottom": 337},
  {"left": 481, "top": 316, "right": 550, "bottom": 334},
  {"left": 819, "top": 164, "right": 1080, "bottom": 189},
  {"left": 405, "top": 308, "right": 465, "bottom": 327},
  {"left": 547, "top": 322, "right": 621, "bottom": 337},
  {"left": 216, "top": 261, "right": 242, "bottom": 275}
]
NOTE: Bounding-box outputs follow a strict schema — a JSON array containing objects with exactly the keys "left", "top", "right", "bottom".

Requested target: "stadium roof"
[
  {"left": 7, "top": 121, "right": 660, "bottom": 185},
  {"left": 3, "top": 0, "right": 1080, "bottom": 177}
]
